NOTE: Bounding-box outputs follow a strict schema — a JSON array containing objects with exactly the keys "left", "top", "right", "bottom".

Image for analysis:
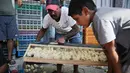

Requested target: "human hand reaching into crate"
[
  {"left": 16, "top": 0, "right": 23, "bottom": 7},
  {"left": 40, "top": 0, "right": 45, "bottom": 4},
  {"left": 56, "top": 37, "right": 66, "bottom": 45}
]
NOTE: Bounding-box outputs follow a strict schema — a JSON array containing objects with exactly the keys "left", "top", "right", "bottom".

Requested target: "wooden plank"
[
  {"left": 27, "top": 44, "right": 102, "bottom": 50},
  {"left": 23, "top": 44, "right": 32, "bottom": 57},
  {"left": 24, "top": 57, "right": 107, "bottom": 66}
]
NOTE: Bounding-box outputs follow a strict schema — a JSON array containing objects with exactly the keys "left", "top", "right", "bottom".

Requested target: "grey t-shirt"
[
  {"left": 92, "top": 7, "right": 130, "bottom": 48},
  {"left": 0, "top": 0, "right": 15, "bottom": 15}
]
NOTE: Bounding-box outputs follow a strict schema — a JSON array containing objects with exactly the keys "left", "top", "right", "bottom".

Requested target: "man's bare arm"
[
  {"left": 64, "top": 24, "right": 80, "bottom": 40},
  {"left": 102, "top": 40, "right": 122, "bottom": 73},
  {"left": 36, "top": 27, "right": 47, "bottom": 42}
]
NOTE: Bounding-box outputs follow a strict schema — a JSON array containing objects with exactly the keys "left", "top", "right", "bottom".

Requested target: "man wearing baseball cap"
[{"left": 36, "top": 0, "right": 82, "bottom": 73}]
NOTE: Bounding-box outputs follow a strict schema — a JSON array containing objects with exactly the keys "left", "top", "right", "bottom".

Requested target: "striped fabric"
[{"left": 46, "top": 0, "right": 60, "bottom": 5}]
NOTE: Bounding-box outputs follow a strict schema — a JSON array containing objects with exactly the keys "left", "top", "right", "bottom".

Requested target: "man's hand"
[
  {"left": 40, "top": 0, "right": 45, "bottom": 4},
  {"left": 17, "top": 0, "right": 22, "bottom": 7},
  {"left": 57, "top": 37, "right": 65, "bottom": 45}
]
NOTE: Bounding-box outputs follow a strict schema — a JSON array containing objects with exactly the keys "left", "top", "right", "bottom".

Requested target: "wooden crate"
[{"left": 23, "top": 44, "right": 107, "bottom": 66}]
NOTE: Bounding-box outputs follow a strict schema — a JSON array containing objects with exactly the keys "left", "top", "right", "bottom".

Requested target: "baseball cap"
[{"left": 46, "top": 0, "right": 60, "bottom": 11}]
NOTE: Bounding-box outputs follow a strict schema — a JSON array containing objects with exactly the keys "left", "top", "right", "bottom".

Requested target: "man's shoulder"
[
  {"left": 98, "top": 7, "right": 130, "bottom": 13},
  {"left": 61, "top": 6, "right": 69, "bottom": 15},
  {"left": 44, "top": 14, "right": 52, "bottom": 20},
  {"left": 44, "top": 14, "right": 50, "bottom": 18},
  {"left": 43, "top": 14, "right": 54, "bottom": 23},
  {"left": 96, "top": 7, "right": 130, "bottom": 18}
]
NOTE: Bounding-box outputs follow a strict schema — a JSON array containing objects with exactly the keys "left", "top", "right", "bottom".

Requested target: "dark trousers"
[
  {"left": 116, "top": 43, "right": 130, "bottom": 73},
  {"left": 0, "top": 48, "right": 8, "bottom": 73}
]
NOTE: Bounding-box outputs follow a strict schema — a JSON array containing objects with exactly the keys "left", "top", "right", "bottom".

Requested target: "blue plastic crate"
[
  {"left": 17, "top": 15, "right": 41, "bottom": 20},
  {"left": 16, "top": 4, "right": 42, "bottom": 11},
  {"left": 18, "top": 25, "right": 41, "bottom": 30},
  {"left": 15, "top": 1, "right": 42, "bottom": 11},
  {"left": 19, "top": 44, "right": 28, "bottom": 48},
  {"left": 17, "top": 51, "right": 25, "bottom": 57},
  {"left": 12, "top": 48, "right": 16, "bottom": 55},
  {"left": 16, "top": 9, "right": 41, "bottom": 15},
  {"left": 18, "top": 40, "right": 35, "bottom": 44},
  {"left": 18, "top": 34, "right": 37, "bottom": 40},
  {"left": 17, "top": 40, "right": 35, "bottom": 51},
  {"left": 17, "top": 19, "right": 42, "bottom": 25},
  {"left": 17, "top": 47, "right": 27, "bottom": 51},
  {"left": 19, "top": 30, "right": 38, "bottom": 34}
]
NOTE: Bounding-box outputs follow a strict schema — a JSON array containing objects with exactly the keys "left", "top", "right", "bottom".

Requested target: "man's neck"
[
  {"left": 55, "top": 9, "right": 61, "bottom": 22},
  {"left": 55, "top": 16, "right": 60, "bottom": 22}
]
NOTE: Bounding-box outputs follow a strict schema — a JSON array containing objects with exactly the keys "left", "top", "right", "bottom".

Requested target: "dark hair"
[{"left": 68, "top": 0, "right": 96, "bottom": 16}]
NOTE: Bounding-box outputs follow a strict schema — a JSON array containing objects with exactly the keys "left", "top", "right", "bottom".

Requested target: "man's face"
[
  {"left": 71, "top": 8, "right": 91, "bottom": 28},
  {"left": 47, "top": 8, "right": 60, "bottom": 20}
]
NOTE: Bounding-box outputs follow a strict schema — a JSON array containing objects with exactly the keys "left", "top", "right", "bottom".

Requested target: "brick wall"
[{"left": 83, "top": 27, "right": 99, "bottom": 45}]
